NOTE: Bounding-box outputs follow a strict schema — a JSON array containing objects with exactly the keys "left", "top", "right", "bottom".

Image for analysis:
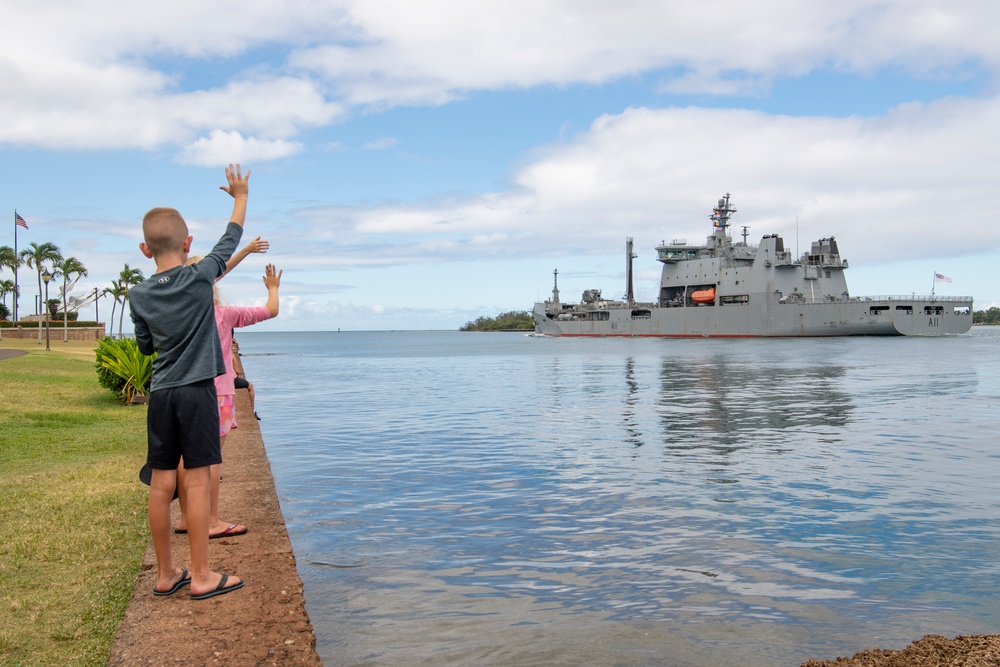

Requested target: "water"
[{"left": 235, "top": 328, "right": 1000, "bottom": 667}]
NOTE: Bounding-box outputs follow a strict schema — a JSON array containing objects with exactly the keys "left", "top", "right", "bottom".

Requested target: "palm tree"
[
  {"left": 117, "top": 264, "right": 144, "bottom": 339},
  {"left": 19, "top": 242, "right": 62, "bottom": 344},
  {"left": 55, "top": 256, "right": 88, "bottom": 342},
  {"left": 0, "top": 246, "right": 16, "bottom": 274},
  {"left": 0, "top": 278, "right": 16, "bottom": 339},
  {"left": 104, "top": 280, "right": 127, "bottom": 339},
  {"left": 0, "top": 246, "right": 17, "bottom": 322},
  {"left": 0, "top": 278, "right": 16, "bottom": 313}
]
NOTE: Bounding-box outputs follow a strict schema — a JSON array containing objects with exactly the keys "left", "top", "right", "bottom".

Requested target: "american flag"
[
  {"left": 934, "top": 272, "right": 953, "bottom": 283},
  {"left": 15, "top": 212, "right": 28, "bottom": 229}
]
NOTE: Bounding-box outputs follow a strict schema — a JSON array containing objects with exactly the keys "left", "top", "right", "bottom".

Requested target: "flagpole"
[
  {"left": 931, "top": 272, "right": 935, "bottom": 297},
  {"left": 13, "top": 210, "right": 19, "bottom": 322}
]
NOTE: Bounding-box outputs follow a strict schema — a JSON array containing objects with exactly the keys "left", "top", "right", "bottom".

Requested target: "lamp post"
[{"left": 41, "top": 269, "right": 51, "bottom": 352}]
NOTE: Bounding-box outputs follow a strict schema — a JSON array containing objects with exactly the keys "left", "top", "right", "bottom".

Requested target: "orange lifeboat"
[{"left": 691, "top": 288, "right": 715, "bottom": 304}]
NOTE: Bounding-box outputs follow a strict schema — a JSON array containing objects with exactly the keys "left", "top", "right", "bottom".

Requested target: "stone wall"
[{"left": 1, "top": 325, "right": 106, "bottom": 340}]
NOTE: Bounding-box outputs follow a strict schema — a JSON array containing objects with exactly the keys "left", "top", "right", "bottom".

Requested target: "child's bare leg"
[
  {"left": 149, "top": 468, "right": 186, "bottom": 592},
  {"left": 175, "top": 459, "right": 187, "bottom": 529},
  {"left": 175, "top": 443, "right": 245, "bottom": 536},
  {"left": 182, "top": 464, "right": 242, "bottom": 596}
]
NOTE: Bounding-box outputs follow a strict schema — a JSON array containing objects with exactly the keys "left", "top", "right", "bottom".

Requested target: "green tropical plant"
[
  {"left": 19, "top": 241, "right": 62, "bottom": 342},
  {"left": 55, "top": 256, "right": 88, "bottom": 342},
  {"left": 95, "top": 336, "right": 155, "bottom": 404}
]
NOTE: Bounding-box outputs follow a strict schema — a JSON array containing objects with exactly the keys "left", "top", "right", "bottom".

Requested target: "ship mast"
[
  {"left": 625, "top": 237, "right": 636, "bottom": 305},
  {"left": 551, "top": 268, "right": 560, "bottom": 304},
  {"left": 710, "top": 193, "right": 736, "bottom": 235}
]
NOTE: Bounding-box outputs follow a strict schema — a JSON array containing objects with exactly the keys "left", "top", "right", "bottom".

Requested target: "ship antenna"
[{"left": 551, "top": 268, "right": 560, "bottom": 304}]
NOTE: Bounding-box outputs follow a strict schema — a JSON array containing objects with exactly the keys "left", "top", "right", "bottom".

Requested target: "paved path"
[{"left": 0, "top": 349, "right": 27, "bottom": 361}]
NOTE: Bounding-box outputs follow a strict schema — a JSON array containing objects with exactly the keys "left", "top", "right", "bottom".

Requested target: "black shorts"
[
  {"left": 146, "top": 379, "right": 221, "bottom": 470},
  {"left": 234, "top": 376, "right": 249, "bottom": 390}
]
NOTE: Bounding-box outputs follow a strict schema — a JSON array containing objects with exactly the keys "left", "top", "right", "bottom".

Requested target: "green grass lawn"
[{"left": 0, "top": 340, "right": 149, "bottom": 667}]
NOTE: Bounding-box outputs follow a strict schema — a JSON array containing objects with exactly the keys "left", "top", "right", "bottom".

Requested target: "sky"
[{"left": 1, "top": 0, "right": 998, "bottom": 332}]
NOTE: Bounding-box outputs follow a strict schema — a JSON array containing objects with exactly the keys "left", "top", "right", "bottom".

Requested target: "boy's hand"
[
  {"left": 263, "top": 263, "right": 282, "bottom": 289},
  {"left": 246, "top": 237, "right": 269, "bottom": 254},
  {"left": 220, "top": 163, "right": 250, "bottom": 199}
]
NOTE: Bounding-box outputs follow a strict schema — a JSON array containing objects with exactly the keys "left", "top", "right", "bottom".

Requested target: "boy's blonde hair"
[{"left": 142, "top": 207, "right": 189, "bottom": 257}]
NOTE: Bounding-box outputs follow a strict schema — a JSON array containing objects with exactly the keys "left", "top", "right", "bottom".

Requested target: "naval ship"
[{"left": 533, "top": 194, "right": 973, "bottom": 337}]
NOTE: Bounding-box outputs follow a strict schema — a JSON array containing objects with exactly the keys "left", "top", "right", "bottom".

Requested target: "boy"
[{"left": 129, "top": 164, "right": 249, "bottom": 600}]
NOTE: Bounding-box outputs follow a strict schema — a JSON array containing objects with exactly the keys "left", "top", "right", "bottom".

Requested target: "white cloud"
[
  {"left": 363, "top": 137, "right": 398, "bottom": 150},
  {"left": 291, "top": 0, "right": 1000, "bottom": 104},
  {"left": 178, "top": 130, "right": 303, "bottom": 167},
  {"left": 3, "top": 1, "right": 1000, "bottom": 155},
  {"left": 288, "top": 94, "right": 1000, "bottom": 267}
]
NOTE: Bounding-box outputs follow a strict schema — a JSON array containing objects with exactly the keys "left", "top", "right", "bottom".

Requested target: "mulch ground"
[
  {"left": 107, "top": 389, "right": 321, "bottom": 666},
  {"left": 800, "top": 633, "right": 1000, "bottom": 666}
]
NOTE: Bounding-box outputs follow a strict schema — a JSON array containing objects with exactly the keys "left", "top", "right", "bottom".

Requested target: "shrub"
[{"left": 95, "top": 337, "right": 155, "bottom": 404}]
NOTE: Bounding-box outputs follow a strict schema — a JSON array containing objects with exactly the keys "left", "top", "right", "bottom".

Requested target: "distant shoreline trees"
[
  {"left": 973, "top": 308, "right": 1000, "bottom": 325},
  {"left": 460, "top": 310, "right": 534, "bottom": 331}
]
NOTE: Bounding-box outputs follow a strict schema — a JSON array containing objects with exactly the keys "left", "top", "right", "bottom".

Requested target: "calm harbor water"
[{"left": 236, "top": 328, "right": 1000, "bottom": 667}]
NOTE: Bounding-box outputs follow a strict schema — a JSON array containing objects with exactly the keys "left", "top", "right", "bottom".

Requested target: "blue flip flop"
[
  {"left": 190, "top": 574, "right": 244, "bottom": 600},
  {"left": 152, "top": 569, "right": 191, "bottom": 596}
]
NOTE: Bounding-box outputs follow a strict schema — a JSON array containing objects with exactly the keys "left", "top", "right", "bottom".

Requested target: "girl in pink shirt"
[{"left": 176, "top": 261, "right": 281, "bottom": 538}]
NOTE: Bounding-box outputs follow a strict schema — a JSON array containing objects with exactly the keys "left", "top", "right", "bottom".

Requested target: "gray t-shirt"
[{"left": 130, "top": 223, "right": 243, "bottom": 392}]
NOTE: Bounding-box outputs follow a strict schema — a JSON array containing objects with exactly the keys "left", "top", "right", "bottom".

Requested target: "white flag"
[
  {"left": 57, "top": 291, "right": 99, "bottom": 313},
  {"left": 59, "top": 275, "right": 80, "bottom": 297},
  {"left": 934, "top": 272, "right": 953, "bottom": 284}
]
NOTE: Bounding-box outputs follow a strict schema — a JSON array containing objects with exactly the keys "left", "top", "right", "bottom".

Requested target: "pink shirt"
[{"left": 214, "top": 304, "right": 271, "bottom": 397}]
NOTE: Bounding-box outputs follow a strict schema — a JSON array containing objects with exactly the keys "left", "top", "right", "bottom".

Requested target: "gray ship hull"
[
  {"left": 532, "top": 296, "right": 972, "bottom": 337},
  {"left": 533, "top": 194, "right": 973, "bottom": 338}
]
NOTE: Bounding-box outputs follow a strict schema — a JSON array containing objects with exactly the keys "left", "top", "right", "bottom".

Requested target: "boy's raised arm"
[{"left": 219, "top": 163, "right": 250, "bottom": 228}]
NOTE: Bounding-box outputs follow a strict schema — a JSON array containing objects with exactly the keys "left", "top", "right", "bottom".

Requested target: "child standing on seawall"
[
  {"left": 215, "top": 263, "right": 280, "bottom": 444},
  {"left": 174, "top": 262, "right": 282, "bottom": 538},
  {"left": 128, "top": 164, "right": 249, "bottom": 600}
]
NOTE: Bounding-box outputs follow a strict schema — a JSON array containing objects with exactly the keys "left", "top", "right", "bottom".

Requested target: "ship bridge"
[{"left": 656, "top": 239, "right": 705, "bottom": 263}]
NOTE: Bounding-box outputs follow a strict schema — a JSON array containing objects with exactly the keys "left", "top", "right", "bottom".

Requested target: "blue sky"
[{"left": 1, "top": 1, "right": 998, "bottom": 332}]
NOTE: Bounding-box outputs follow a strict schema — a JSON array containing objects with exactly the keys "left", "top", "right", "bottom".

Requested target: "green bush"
[{"left": 95, "top": 337, "right": 155, "bottom": 404}]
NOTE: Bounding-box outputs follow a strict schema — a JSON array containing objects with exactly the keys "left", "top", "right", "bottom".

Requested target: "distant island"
[
  {"left": 974, "top": 307, "right": 1000, "bottom": 325},
  {"left": 460, "top": 310, "right": 535, "bottom": 331}
]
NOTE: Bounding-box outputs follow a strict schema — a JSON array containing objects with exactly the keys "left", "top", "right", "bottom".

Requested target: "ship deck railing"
[{"left": 860, "top": 295, "right": 972, "bottom": 303}]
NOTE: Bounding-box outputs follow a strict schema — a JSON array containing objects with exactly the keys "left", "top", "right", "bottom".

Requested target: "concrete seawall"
[{"left": 108, "top": 388, "right": 322, "bottom": 665}]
